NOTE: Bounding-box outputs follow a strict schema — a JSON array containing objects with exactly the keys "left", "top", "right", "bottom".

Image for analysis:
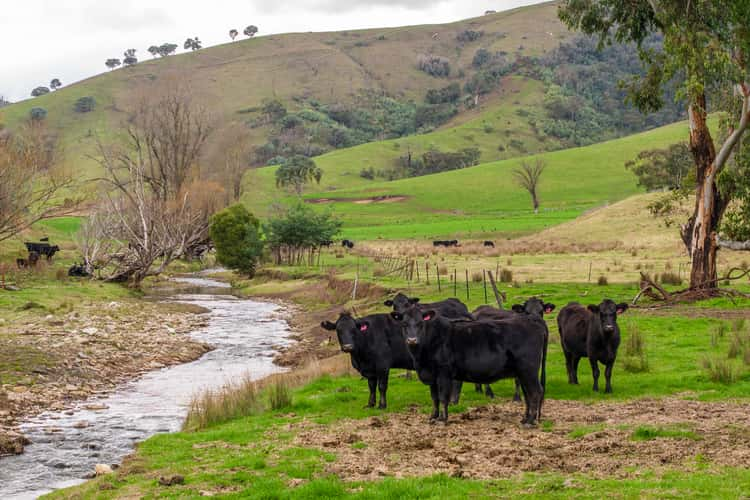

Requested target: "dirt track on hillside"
[{"left": 294, "top": 398, "right": 750, "bottom": 480}]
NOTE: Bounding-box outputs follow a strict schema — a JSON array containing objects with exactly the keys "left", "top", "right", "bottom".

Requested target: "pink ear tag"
[
  {"left": 423, "top": 314, "right": 431, "bottom": 321},
  {"left": 360, "top": 324, "right": 368, "bottom": 332},
  {"left": 545, "top": 307, "right": 553, "bottom": 313}
]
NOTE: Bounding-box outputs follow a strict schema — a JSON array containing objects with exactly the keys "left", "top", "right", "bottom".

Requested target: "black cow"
[
  {"left": 472, "top": 298, "right": 555, "bottom": 401},
  {"left": 483, "top": 241, "right": 495, "bottom": 247},
  {"left": 557, "top": 300, "right": 628, "bottom": 393},
  {"left": 384, "top": 293, "right": 472, "bottom": 320},
  {"left": 321, "top": 312, "right": 413, "bottom": 409},
  {"left": 27, "top": 251, "right": 40, "bottom": 267},
  {"left": 393, "top": 307, "right": 547, "bottom": 425},
  {"left": 40, "top": 237, "right": 49, "bottom": 242},
  {"left": 68, "top": 263, "right": 91, "bottom": 277},
  {"left": 432, "top": 240, "right": 459, "bottom": 248},
  {"left": 320, "top": 240, "right": 333, "bottom": 247},
  {"left": 341, "top": 239, "right": 354, "bottom": 249},
  {"left": 16, "top": 258, "right": 28, "bottom": 269},
  {"left": 24, "top": 242, "right": 60, "bottom": 261}
]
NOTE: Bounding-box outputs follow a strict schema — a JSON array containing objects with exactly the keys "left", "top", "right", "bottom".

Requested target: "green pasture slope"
[
  {"left": 246, "top": 119, "right": 691, "bottom": 240},
  {"left": 50, "top": 278, "right": 750, "bottom": 498}
]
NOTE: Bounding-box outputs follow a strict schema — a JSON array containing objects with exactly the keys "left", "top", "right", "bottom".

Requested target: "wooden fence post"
[
  {"left": 436, "top": 264, "right": 441, "bottom": 292},
  {"left": 483, "top": 269, "right": 488, "bottom": 304},
  {"left": 426, "top": 262, "right": 430, "bottom": 285},
  {"left": 453, "top": 269, "right": 457, "bottom": 296},
  {"left": 465, "top": 269, "right": 470, "bottom": 301}
]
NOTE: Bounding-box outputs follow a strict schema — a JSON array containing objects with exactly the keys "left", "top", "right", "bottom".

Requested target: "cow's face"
[
  {"left": 511, "top": 298, "right": 555, "bottom": 318},
  {"left": 321, "top": 314, "right": 365, "bottom": 353},
  {"left": 386, "top": 293, "right": 420, "bottom": 313},
  {"left": 392, "top": 306, "right": 434, "bottom": 347},
  {"left": 588, "top": 299, "right": 628, "bottom": 334}
]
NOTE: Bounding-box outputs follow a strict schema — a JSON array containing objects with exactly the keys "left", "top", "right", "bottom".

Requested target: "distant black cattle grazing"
[
  {"left": 16, "top": 258, "right": 28, "bottom": 269},
  {"left": 321, "top": 312, "right": 413, "bottom": 409},
  {"left": 24, "top": 242, "right": 60, "bottom": 261},
  {"left": 68, "top": 263, "right": 91, "bottom": 278},
  {"left": 40, "top": 237, "right": 49, "bottom": 242},
  {"left": 483, "top": 241, "right": 495, "bottom": 247},
  {"left": 27, "top": 251, "right": 41, "bottom": 267},
  {"left": 341, "top": 239, "right": 354, "bottom": 249},
  {"left": 320, "top": 240, "right": 333, "bottom": 247},
  {"left": 557, "top": 299, "right": 628, "bottom": 393},
  {"left": 393, "top": 306, "right": 548, "bottom": 425},
  {"left": 432, "top": 240, "right": 459, "bottom": 248},
  {"left": 472, "top": 298, "right": 555, "bottom": 401}
]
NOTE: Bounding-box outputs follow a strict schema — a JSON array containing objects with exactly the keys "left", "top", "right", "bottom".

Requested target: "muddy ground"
[
  {"left": 294, "top": 398, "right": 750, "bottom": 481},
  {"left": 0, "top": 300, "right": 212, "bottom": 456}
]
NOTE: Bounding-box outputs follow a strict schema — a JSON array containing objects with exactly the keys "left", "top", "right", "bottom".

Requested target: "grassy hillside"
[
  {"left": 245, "top": 119, "right": 691, "bottom": 240},
  {"left": 0, "top": 2, "right": 570, "bottom": 179}
]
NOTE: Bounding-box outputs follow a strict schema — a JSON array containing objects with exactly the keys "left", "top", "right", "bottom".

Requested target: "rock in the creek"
[
  {"left": 158, "top": 474, "right": 185, "bottom": 486},
  {"left": 82, "top": 327, "right": 99, "bottom": 335},
  {"left": 0, "top": 429, "right": 30, "bottom": 455},
  {"left": 94, "top": 463, "right": 113, "bottom": 476},
  {"left": 85, "top": 403, "right": 109, "bottom": 411},
  {"left": 73, "top": 420, "right": 90, "bottom": 429}
]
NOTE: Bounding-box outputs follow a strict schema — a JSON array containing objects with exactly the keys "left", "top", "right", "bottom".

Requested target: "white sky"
[{"left": 0, "top": 1, "right": 546, "bottom": 103}]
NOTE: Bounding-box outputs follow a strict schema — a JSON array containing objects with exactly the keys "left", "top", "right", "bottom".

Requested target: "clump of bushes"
[
  {"left": 659, "top": 271, "right": 682, "bottom": 285},
  {"left": 417, "top": 54, "right": 451, "bottom": 77},
  {"left": 701, "top": 356, "right": 739, "bottom": 384},
  {"left": 269, "top": 381, "right": 292, "bottom": 410},
  {"left": 471, "top": 271, "right": 483, "bottom": 283},
  {"left": 74, "top": 96, "right": 96, "bottom": 113},
  {"left": 29, "top": 107, "right": 47, "bottom": 121},
  {"left": 623, "top": 324, "right": 649, "bottom": 373},
  {"left": 499, "top": 268, "right": 513, "bottom": 283},
  {"left": 457, "top": 30, "right": 483, "bottom": 43},
  {"left": 597, "top": 275, "right": 609, "bottom": 286}
]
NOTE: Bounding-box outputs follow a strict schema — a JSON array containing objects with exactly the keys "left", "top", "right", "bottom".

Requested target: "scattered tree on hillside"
[
  {"left": 559, "top": 0, "right": 750, "bottom": 291},
  {"left": 158, "top": 43, "right": 178, "bottom": 57},
  {"left": 0, "top": 120, "right": 78, "bottom": 243},
  {"left": 265, "top": 202, "right": 341, "bottom": 265},
  {"left": 244, "top": 25, "right": 258, "bottom": 37},
  {"left": 148, "top": 45, "right": 160, "bottom": 58},
  {"left": 31, "top": 86, "right": 50, "bottom": 97},
  {"left": 50, "top": 78, "right": 62, "bottom": 91},
  {"left": 417, "top": 54, "right": 451, "bottom": 77},
  {"left": 625, "top": 143, "right": 692, "bottom": 191},
  {"left": 105, "top": 58, "right": 121, "bottom": 70},
  {"left": 0, "top": 96, "right": 11, "bottom": 108},
  {"left": 123, "top": 49, "right": 138, "bottom": 66},
  {"left": 209, "top": 204, "right": 264, "bottom": 276},
  {"left": 184, "top": 37, "right": 202, "bottom": 51},
  {"left": 29, "top": 107, "right": 47, "bottom": 121},
  {"left": 74, "top": 96, "right": 96, "bottom": 113},
  {"left": 275, "top": 155, "right": 322, "bottom": 195},
  {"left": 456, "top": 30, "right": 483, "bottom": 43},
  {"left": 513, "top": 158, "right": 546, "bottom": 214},
  {"left": 229, "top": 29, "right": 239, "bottom": 41}
]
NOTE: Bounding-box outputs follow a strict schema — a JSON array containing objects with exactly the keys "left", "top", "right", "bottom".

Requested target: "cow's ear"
[
  {"left": 616, "top": 303, "right": 629, "bottom": 314},
  {"left": 321, "top": 321, "right": 337, "bottom": 331},
  {"left": 410, "top": 297, "right": 421, "bottom": 305},
  {"left": 587, "top": 304, "right": 600, "bottom": 314},
  {"left": 390, "top": 311, "right": 403, "bottom": 321},
  {"left": 384, "top": 300, "right": 394, "bottom": 307},
  {"left": 422, "top": 310, "right": 437, "bottom": 321},
  {"left": 511, "top": 304, "right": 524, "bottom": 313},
  {"left": 544, "top": 303, "right": 556, "bottom": 314}
]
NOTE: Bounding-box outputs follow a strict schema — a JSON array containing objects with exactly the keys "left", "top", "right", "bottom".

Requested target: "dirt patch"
[
  {"left": 0, "top": 300, "right": 211, "bottom": 456},
  {"left": 639, "top": 307, "right": 750, "bottom": 320},
  {"left": 306, "top": 195, "right": 409, "bottom": 205},
  {"left": 294, "top": 398, "right": 750, "bottom": 480}
]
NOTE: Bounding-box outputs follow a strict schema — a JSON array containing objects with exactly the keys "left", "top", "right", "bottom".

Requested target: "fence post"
[
  {"left": 588, "top": 261, "right": 593, "bottom": 283},
  {"left": 426, "top": 262, "right": 430, "bottom": 285},
  {"left": 453, "top": 269, "right": 457, "bottom": 296},
  {"left": 465, "top": 269, "right": 470, "bottom": 301},
  {"left": 436, "top": 264, "right": 441, "bottom": 292},
  {"left": 416, "top": 262, "right": 420, "bottom": 282},
  {"left": 483, "top": 269, "right": 488, "bottom": 304}
]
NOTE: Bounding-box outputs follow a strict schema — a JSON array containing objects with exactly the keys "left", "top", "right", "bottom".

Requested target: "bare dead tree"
[
  {"left": 513, "top": 158, "right": 546, "bottom": 214},
  {"left": 0, "top": 121, "right": 79, "bottom": 243},
  {"left": 209, "top": 124, "right": 252, "bottom": 203}
]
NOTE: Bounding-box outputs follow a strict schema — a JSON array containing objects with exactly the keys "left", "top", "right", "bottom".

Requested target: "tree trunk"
[
  {"left": 681, "top": 96, "right": 727, "bottom": 290},
  {"left": 532, "top": 191, "right": 539, "bottom": 214}
]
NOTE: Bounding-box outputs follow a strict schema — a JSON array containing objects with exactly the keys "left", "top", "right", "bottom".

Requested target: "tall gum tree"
[{"left": 559, "top": 0, "right": 750, "bottom": 290}]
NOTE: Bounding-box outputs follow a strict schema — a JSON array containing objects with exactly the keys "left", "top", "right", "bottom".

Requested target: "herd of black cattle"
[{"left": 322, "top": 293, "right": 628, "bottom": 426}]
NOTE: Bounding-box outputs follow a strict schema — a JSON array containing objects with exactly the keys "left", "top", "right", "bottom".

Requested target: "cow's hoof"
[
  {"left": 521, "top": 421, "right": 537, "bottom": 429},
  {"left": 429, "top": 418, "right": 438, "bottom": 425},
  {"left": 378, "top": 404, "right": 387, "bottom": 409},
  {"left": 604, "top": 388, "right": 612, "bottom": 394},
  {"left": 365, "top": 404, "right": 375, "bottom": 409},
  {"left": 512, "top": 396, "right": 522, "bottom": 403},
  {"left": 438, "top": 420, "right": 448, "bottom": 426}
]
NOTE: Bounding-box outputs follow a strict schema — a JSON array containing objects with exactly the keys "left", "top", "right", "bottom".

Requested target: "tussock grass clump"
[
  {"left": 710, "top": 323, "right": 728, "bottom": 348},
  {"left": 701, "top": 356, "right": 740, "bottom": 384},
  {"left": 631, "top": 425, "right": 700, "bottom": 441},
  {"left": 269, "top": 381, "right": 292, "bottom": 410},
  {"left": 623, "top": 324, "right": 649, "bottom": 373},
  {"left": 506, "top": 258, "right": 513, "bottom": 266},
  {"left": 727, "top": 329, "right": 750, "bottom": 361},
  {"left": 471, "top": 271, "right": 483, "bottom": 283},
  {"left": 597, "top": 275, "right": 608, "bottom": 286},
  {"left": 499, "top": 268, "right": 513, "bottom": 283},
  {"left": 438, "top": 265, "right": 448, "bottom": 274},
  {"left": 372, "top": 266, "right": 386, "bottom": 277},
  {"left": 659, "top": 272, "right": 682, "bottom": 286}
]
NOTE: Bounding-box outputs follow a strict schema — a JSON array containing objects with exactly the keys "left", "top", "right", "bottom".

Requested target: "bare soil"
[
  {"left": 0, "top": 301, "right": 212, "bottom": 456},
  {"left": 294, "top": 398, "right": 750, "bottom": 480},
  {"left": 306, "top": 195, "right": 409, "bottom": 205}
]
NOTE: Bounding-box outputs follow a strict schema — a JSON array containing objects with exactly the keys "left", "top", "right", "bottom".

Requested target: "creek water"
[{"left": 0, "top": 276, "right": 293, "bottom": 499}]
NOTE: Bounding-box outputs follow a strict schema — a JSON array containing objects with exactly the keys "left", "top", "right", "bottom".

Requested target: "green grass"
[
  {"left": 631, "top": 425, "right": 701, "bottom": 441},
  {"left": 246, "top": 119, "right": 693, "bottom": 240}
]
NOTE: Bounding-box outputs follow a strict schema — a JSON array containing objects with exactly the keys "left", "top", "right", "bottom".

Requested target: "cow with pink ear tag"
[{"left": 321, "top": 312, "right": 413, "bottom": 409}]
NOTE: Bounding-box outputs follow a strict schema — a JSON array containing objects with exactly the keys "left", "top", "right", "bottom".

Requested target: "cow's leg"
[
  {"left": 474, "top": 383, "right": 483, "bottom": 393},
  {"left": 484, "top": 384, "right": 495, "bottom": 399},
  {"left": 377, "top": 371, "right": 389, "bottom": 409},
  {"left": 405, "top": 370, "right": 413, "bottom": 380},
  {"left": 518, "top": 370, "right": 542, "bottom": 426},
  {"left": 513, "top": 379, "right": 522, "bottom": 402},
  {"left": 604, "top": 362, "right": 614, "bottom": 394},
  {"left": 437, "top": 375, "right": 453, "bottom": 424},
  {"left": 564, "top": 351, "right": 574, "bottom": 384},
  {"left": 571, "top": 356, "right": 581, "bottom": 385},
  {"left": 450, "top": 380, "right": 462, "bottom": 405},
  {"left": 589, "top": 358, "right": 600, "bottom": 392},
  {"left": 429, "top": 383, "right": 440, "bottom": 422},
  {"left": 366, "top": 378, "right": 377, "bottom": 407}
]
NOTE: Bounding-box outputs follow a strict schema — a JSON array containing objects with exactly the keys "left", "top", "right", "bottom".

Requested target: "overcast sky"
[{"left": 1, "top": 0, "right": 546, "bottom": 103}]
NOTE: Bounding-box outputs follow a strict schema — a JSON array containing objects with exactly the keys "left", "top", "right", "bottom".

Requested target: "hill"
[{"left": 245, "top": 119, "right": 691, "bottom": 240}]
